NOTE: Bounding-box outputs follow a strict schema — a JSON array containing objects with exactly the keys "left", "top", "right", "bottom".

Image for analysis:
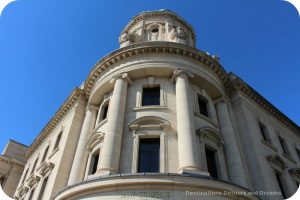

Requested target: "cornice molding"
[
  {"left": 228, "top": 74, "right": 300, "bottom": 135},
  {"left": 0, "top": 155, "right": 25, "bottom": 167},
  {"left": 25, "top": 88, "right": 84, "bottom": 159},
  {"left": 83, "top": 42, "right": 228, "bottom": 98}
]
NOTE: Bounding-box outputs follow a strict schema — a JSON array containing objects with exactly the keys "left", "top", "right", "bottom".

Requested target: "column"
[
  {"left": 174, "top": 70, "right": 202, "bottom": 173},
  {"left": 68, "top": 104, "right": 98, "bottom": 185},
  {"left": 97, "top": 73, "right": 130, "bottom": 174},
  {"left": 215, "top": 100, "right": 248, "bottom": 188}
]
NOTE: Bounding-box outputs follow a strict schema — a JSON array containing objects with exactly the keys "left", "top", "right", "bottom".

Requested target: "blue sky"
[{"left": 0, "top": 0, "right": 299, "bottom": 152}]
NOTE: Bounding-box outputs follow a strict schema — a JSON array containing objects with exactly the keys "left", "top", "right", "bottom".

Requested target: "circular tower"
[{"left": 57, "top": 10, "right": 259, "bottom": 200}]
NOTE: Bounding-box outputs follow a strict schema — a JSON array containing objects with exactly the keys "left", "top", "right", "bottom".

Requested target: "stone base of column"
[
  {"left": 96, "top": 168, "right": 118, "bottom": 176},
  {"left": 178, "top": 166, "right": 209, "bottom": 176},
  {"left": 179, "top": 169, "right": 210, "bottom": 176}
]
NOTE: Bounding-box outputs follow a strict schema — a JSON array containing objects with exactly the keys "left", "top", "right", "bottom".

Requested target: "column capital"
[
  {"left": 170, "top": 69, "right": 194, "bottom": 82},
  {"left": 110, "top": 73, "right": 132, "bottom": 84},
  {"left": 86, "top": 104, "right": 99, "bottom": 112},
  {"left": 214, "top": 97, "right": 230, "bottom": 105}
]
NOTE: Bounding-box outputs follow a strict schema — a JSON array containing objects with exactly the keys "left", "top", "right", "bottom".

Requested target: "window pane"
[
  {"left": 138, "top": 138, "right": 160, "bottom": 172},
  {"left": 54, "top": 132, "right": 62, "bottom": 149},
  {"left": 89, "top": 152, "right": 100, "bottom": 175},
  {"left": 198, "top": 97, "right": 208, "bottom": 117},
  {"left": 102, "top": 104, "right": 109, "bottom": 120},
  {"left": 205, "top": 147, "right": 218, "bottom": 179},
  {"left": 142, "top": 87, "right": 160, "bottom": 106}
]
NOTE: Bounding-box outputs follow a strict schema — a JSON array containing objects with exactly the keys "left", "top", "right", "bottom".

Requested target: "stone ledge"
[
  {"left": 55, "top": 173, "right": 260, "bottom": 200},
  {"left": 133, "top": 105, "right": 168, "bottom": 111}
]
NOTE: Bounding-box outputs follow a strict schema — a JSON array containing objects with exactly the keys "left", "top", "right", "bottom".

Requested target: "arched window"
[
  {"left": 129, "top": 116, "right": 170, "bottom": 173},
  {"left": 197, "top": 127, "right": 226, "bottom": 180},
  {"left": 31, "top": 157, "right": 39, "bottom": 174},
  {"left": 85, "top": 133, "right": 104, "bottom": 178},
  {"left": 88, "top": 151, "right": 100, "bottom": 175},
  {"left": 41, "top": 146, "right": 49, "bottom": 163},
  {"left": 54, "top": 132, "right": 62, "bottom": 150}
]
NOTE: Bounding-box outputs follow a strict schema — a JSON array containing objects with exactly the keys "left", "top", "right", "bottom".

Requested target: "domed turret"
[{"left": 119, "top": 9, "right": 196, "bottom": 48}]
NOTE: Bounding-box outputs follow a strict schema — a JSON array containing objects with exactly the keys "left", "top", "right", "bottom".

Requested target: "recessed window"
[
  {"left": 197, "top": 96, "right": 208, "bottom": 117},
  {"left": 138, "top": 138, "right": 160, "bottom": 173},
  {"left": 274, "top": 170, "right": 287, "bottom": 199},
  {"left": 37, "top": 177, "right": 48, "bottom": 200},
  {"left": 295, "top": 148, "right": 300, "bottom": 161},
  {"left": 142, "top": 86, "right": 160, "bottom": 106},
  {"left": 278, "top": 136, "right": 290, "bottom": 155},
  {"left": 41, "top": 146, "right": 49, "bottom": 163},
  {"left": 89, "top": 151, "right": 100, "bottom": 175},
  {"left": 258, "top": 122, "right": 270, "bottom": 142},
  {"left": 101, "top": 103, "right": 109, "bottom": 120},
  {"left": 31, "top": 158, "right": 39, "bottom": 174},
  {"left": 205, "top": 147, "right": 218, "bottom": 179},
  {"left": 151, "top": 28, "right": 159, "bottom": 33},
  {"left": 54, "top": 132, "right": 62, "bottom": 150}
]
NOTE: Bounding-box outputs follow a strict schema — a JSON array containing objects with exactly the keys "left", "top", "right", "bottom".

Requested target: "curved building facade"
[{"left": 13, "top": 10, "right": 300, "bottom": 200}]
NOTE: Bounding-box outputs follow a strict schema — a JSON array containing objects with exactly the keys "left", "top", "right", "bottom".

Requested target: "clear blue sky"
[{"left": 0, "top": 0, "right": 299, "bottom": 152}]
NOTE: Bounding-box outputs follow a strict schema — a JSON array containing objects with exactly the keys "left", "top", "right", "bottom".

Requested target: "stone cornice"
[
  {"left": 228, "top": 73, "right": 300, "bottom": 135},
  {"left": 266, "top": 155, "right": 287, "bottom": 170},
  {"left": 0, "top": 155, "right": 25, "bottom": 167},
  {"left": 123, "top": 10, "right": 196, "bottom": 43},
  {"left": 84, "top": 42, "right": 228, "bottom": 98},
  {"left": 25, "top": 88, "right": 84, "bottom": 159}
]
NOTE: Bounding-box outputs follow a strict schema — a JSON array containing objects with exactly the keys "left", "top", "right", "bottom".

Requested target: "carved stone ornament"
[
  {"left": 288, "top": 168, "right": 300, "bottom": 179},
  {"left": 266, "top": 155, "right": 287, "bottom": 170}
]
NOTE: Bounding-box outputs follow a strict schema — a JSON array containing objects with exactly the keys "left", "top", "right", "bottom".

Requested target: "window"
[
  {"left": 28, "top": 188, "right": 35, "bottom": 200},
  {"left": 258, "top": 122, "right": 270, "bottom": 142},
  {"left": 101, "top": 103, "right": 109, "bottom": 120},
  {"left": 0, "top": 177, "right": 5, "bottom": 186},
  {"left": 142, "top": 86, "right": 160, "bottom": 106},
  {"left": 205, "top": 147, "right": 218, "bottom": 179},
  {"left": 37, "top": 177, "right": 48, "bottom": 200},
  {"left": 278, "top": 136, "right": 290, "bottom": 155},
  {"left": 21, "top": 168, "right": 29, "bottom": 184},
  {"left": 138, "top": 138, "right": 160, "bottom": 173},
  {"left": 274, "top": 170, "right": 287, "bottom": 199},
  {"left": 295, "top": 148, "right": 300, "bottom": 161},
  {"left": 88, "top": 151, "right": 100, "bottom": 175},
  {"left": 41, "top": 146, "right": 49, "bottom": 163},
  {"left": 31, "top": 158, "right": 39, "bottom": 174},
  {"left": 54, "top": 132, "right": 62, "bottom": 150},
  {"left": 197, "top": 96, "right": 208, "bottom": 117}
]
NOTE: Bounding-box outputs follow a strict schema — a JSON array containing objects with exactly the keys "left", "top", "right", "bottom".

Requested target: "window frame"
[
  {"left": 137, "top": 138, "right": 160, "bottom": 173},
  {"left": 142, "top": 85, "right": 161, "bottom": 106}
]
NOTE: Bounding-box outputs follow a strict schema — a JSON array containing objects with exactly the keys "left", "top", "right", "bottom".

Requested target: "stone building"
[
  {"left": 9, "top": 10, "right": 300, "bottom": 200},
  {"left": 0, "top": 140, "right": 28, "bottom": 198}
]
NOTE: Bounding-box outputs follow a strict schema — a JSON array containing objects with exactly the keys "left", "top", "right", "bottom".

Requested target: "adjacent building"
[
  {"left": 0, "top": 140, "right": 28, "bottom": 198},
  {"left": 5, "top": 10, "right": 300, "bottom": 200}
]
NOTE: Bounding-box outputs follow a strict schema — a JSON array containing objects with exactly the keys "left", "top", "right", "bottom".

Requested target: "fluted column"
[
  {"left": 173, "top": 70, "right": 202, "bottom": 173},
  {"left": 216, "top": 99, "right": 248, "bottom": 188},
  {"left": 68, "top": 104, "right": 98, "bottom": 185},
  {"left": 97, "top": 73, "right": 131, "bottom": 174}
]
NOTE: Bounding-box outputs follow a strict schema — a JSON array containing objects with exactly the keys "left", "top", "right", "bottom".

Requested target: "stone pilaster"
[
  {"left": 215, "top": 99, "right": 248, "bottom": 188},
  {"left": 68, "top": 104, "right": 98, "bottom": 185},
  {"left": 97, "top": 73, "right": 131, "bottom": 174},
  {"left": 173, "top": 69, "right": 202, "bottom": 173}
]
